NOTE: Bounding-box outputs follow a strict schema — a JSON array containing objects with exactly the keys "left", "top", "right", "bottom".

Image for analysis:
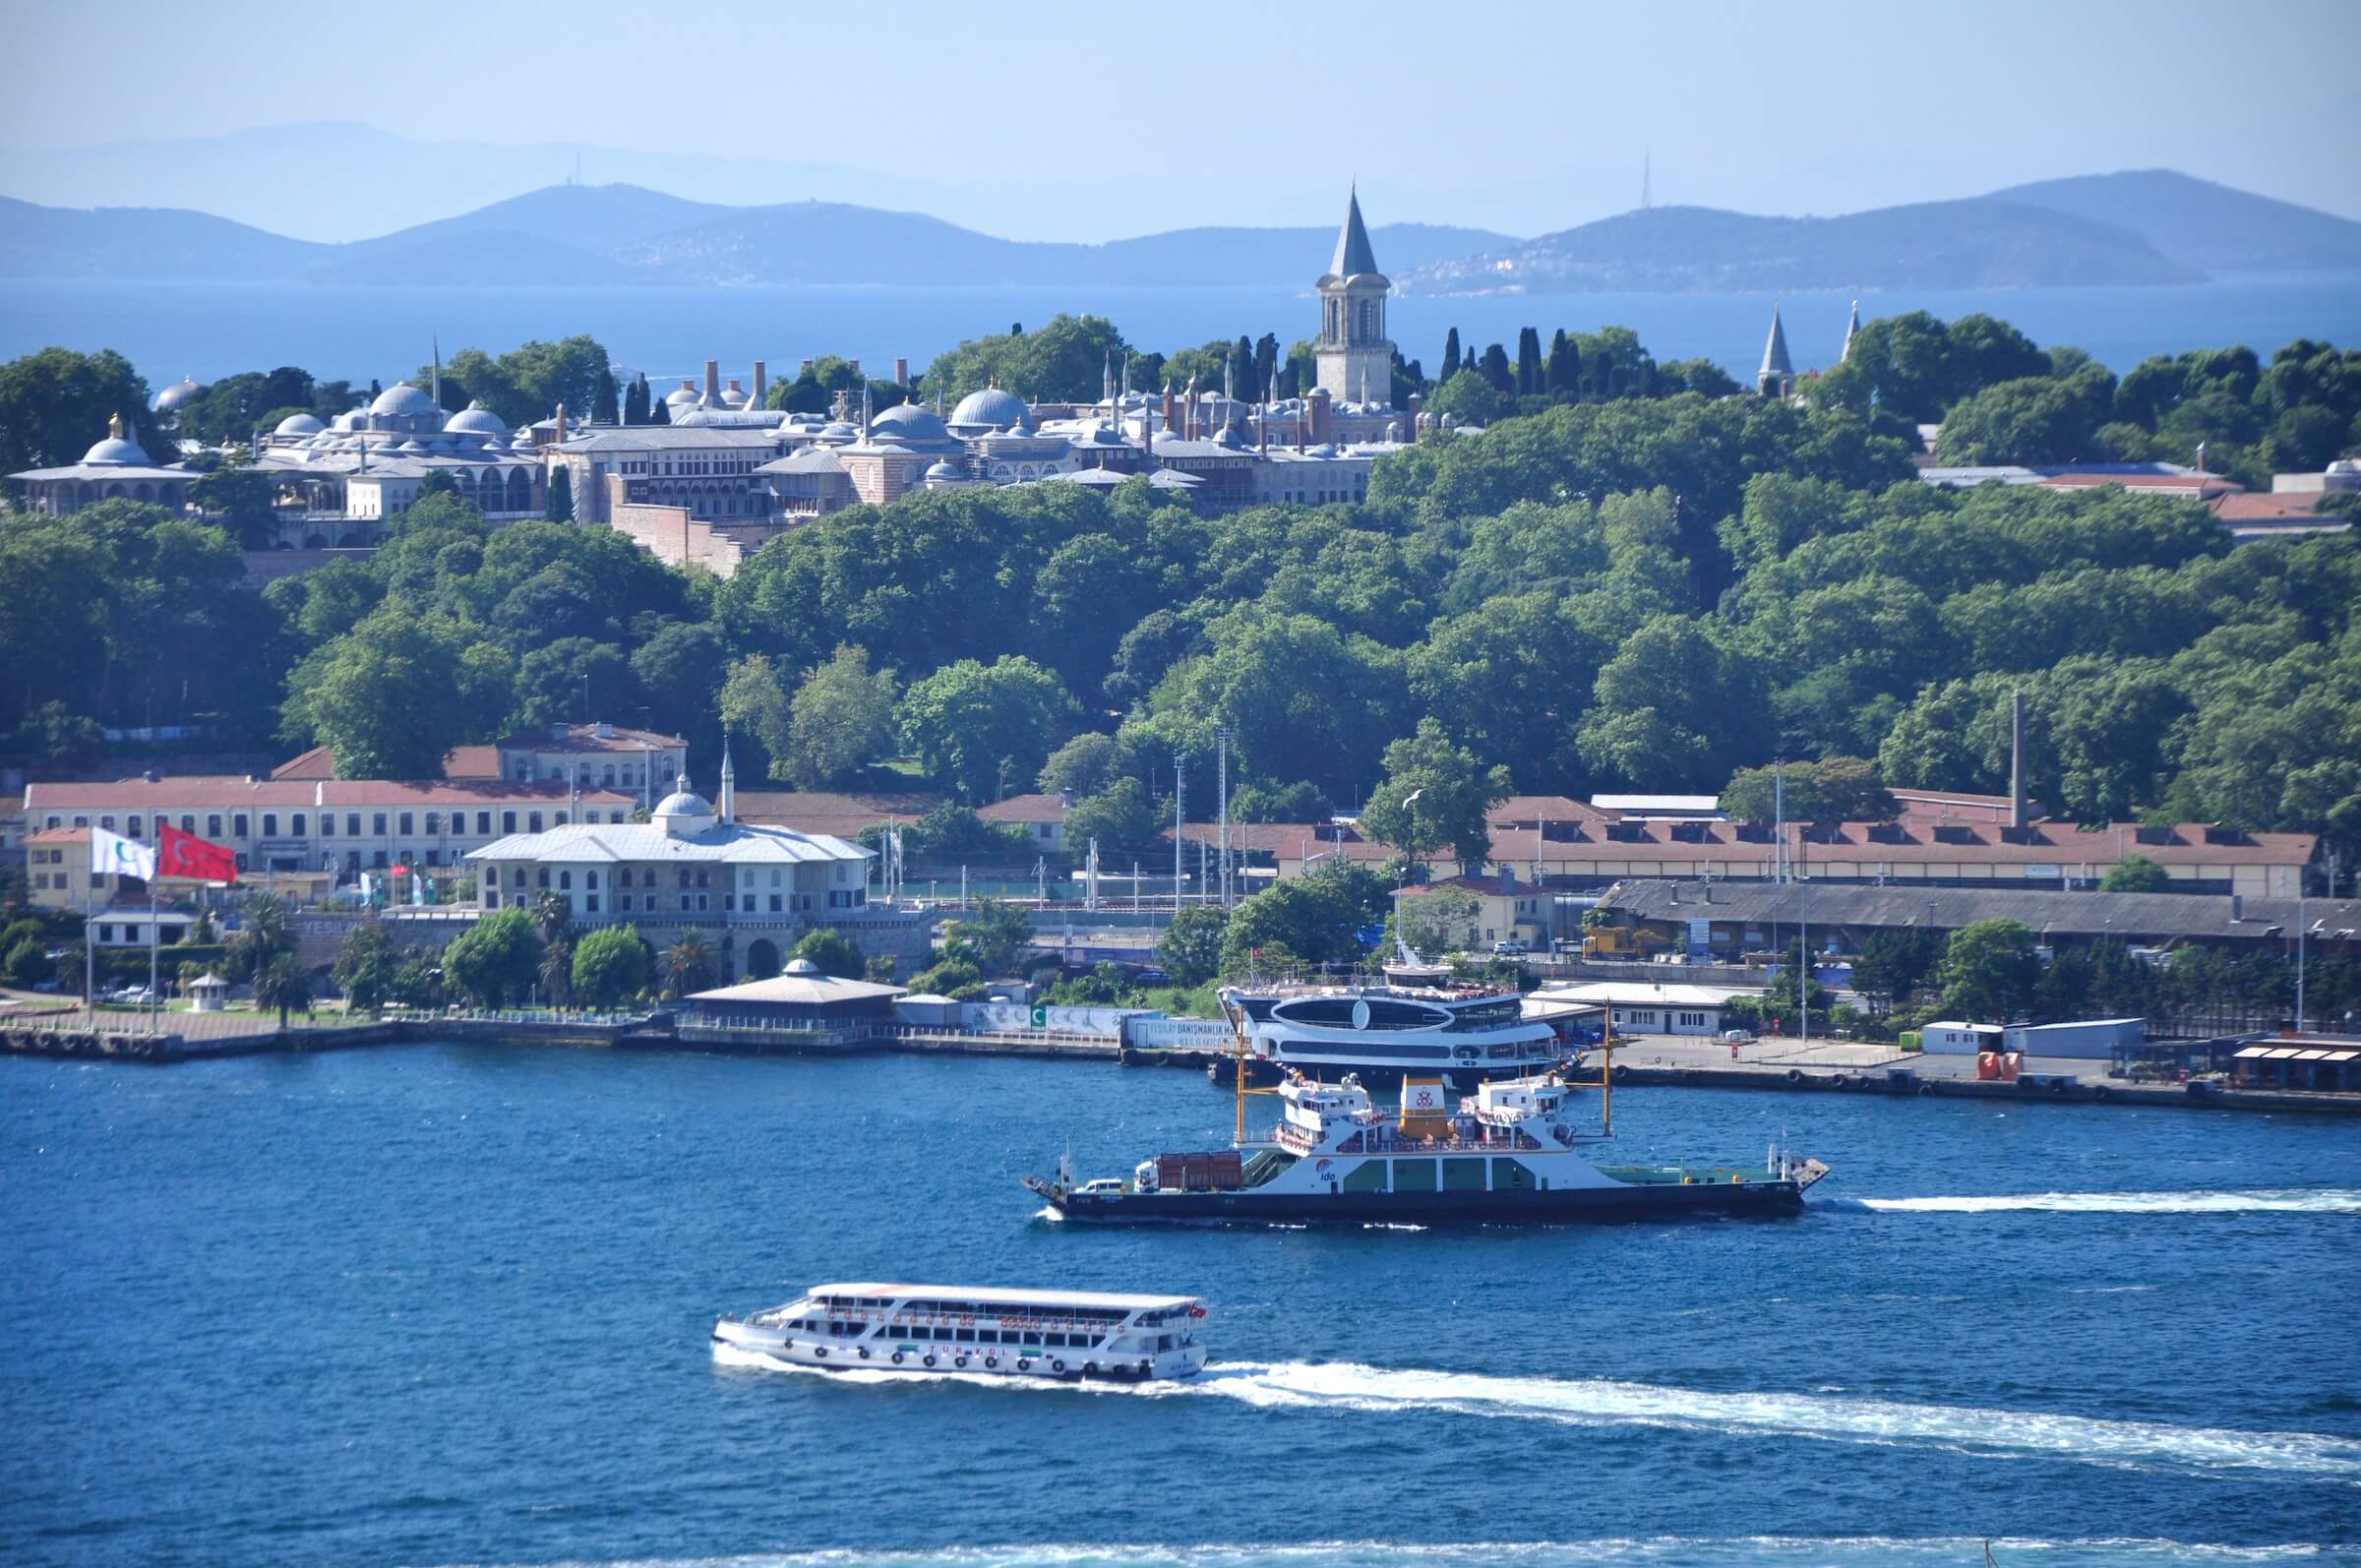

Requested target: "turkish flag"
[{"left": 158, "top": 821, "right": 239, "bottom": 882}]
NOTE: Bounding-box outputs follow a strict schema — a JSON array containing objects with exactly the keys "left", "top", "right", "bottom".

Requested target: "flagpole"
[{"left": 149, "top": 884, "right": 159, "bottom": 1035}]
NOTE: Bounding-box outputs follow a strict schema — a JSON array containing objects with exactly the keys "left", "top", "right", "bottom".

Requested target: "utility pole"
[
  {"left": 1173, "top": 753, "right": 1184, "bottom": 913},
  {"left": 2297, "top": 892, "right": 2308, "bottom": 1033},
  {"left": 1217, "top": 724, "right": 1231, "bottom": 910}
]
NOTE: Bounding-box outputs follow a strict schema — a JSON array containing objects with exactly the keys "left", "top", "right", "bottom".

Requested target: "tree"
[
  {"left": 720, "top": 654, "right": 796, "bottom": 780},
  {"left": 529, "top": 888, "right": 574, "bottom": 945},
  {"left": 1426, "top": 368, "right": 1511, "bottom": 428},
  {"left": 592, "top": 364, "right": 621, "bottom": 425},
  {"left": 891, "top": 803, "right": 1033, "bottom": 864},
  {"left": 1721, "top": 755, "right": 1899, "bottom": 823},
  {"left": 1851, "top": 929, "right": 1942, "bottom": 1016},
  {"left": 514, "top": 638, "right": 630, "bottom": 728},
  {"left": 226, "top": 894, "right": 293, "bottom": 983},
  {"left": 1063, "top": 777, "right": 1160, "bottom": 859},
  {"left": 332, "top": 923, "right": 395, "bottom": 1013},
  {"left": 1939, "top": 919, "right": 2041, "bottom": 1022},
  {"left": 2099, "top": 854, "right": 2172, "bottom": 893},
  {"left": 572, "top": 926, "right": 649, "bottom": 1008},
  {"left": 443, "top": 907, "right": 541, "bottom": 1008},
  {"left": 1158, "top": 906, "right": 1229, "bottom": 987},
  {"left": 252, "top": 954, "right": 314, "bottom": 1029},
  {"left": 1038, "top": 732, "right": 1124, "bottom": 798},
  {"left": 623, "top": 374, "right": 650, "bottom": 426},
  {"left": 3, "top": 935, "right": 53, "bottom": 988},
  {"left": 30, "top": 701, "right": 104, "bottom": 771},
  {"left": 0, "top": 347, "right": 166, "bottom": 475},
  {"left": 940, "top": 897, "right": 1032, "bottom": 975},
  {"left": 665, "top": 931, "right": 717, "bottom": 998},
  {"left": 538, "top": 936, "right": 575, "bottom": 1007},
  {"left": 1544, "top": 329, "right": 1579, "bottom": 397},
  {"left": 1358, "top": 718, "right": 1511, "bottom": 871},
  {"left": 1218, "top": 863, "right": 1387, "bottom": 975},
  {"left": 791, "top": 928, "right": 865, "bottom": 980},
  {"left": 190, "top": 466, "right": 277, "bottom": 548},
  {"left": 283, "top": 610, "right": 497, "bottom": 780},
  {"left": 545, "top": 464, "right": 574, "bottom": 522},
  {"left": 783, "top": 645, "right": 899, "bottom": 788},
  {"left": 895, "top": 656, "right": 1077, "bottom": 804},
  {"left": 907, "top": 958, "right": 985, "bottom": 1000},
  {"left": 1440, "top": 327, "right": 1461, "bottom": 381},
  {"left": 1394, "top": 884, "right": 1483, "bottom": 957},
  {"left": 1516, "top": 327, "right": 1543, "bottom": 396}
]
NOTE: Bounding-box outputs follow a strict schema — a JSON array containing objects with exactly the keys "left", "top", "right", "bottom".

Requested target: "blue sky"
[{"left": 2, "top": 0, "right": 2356, "bottom": 241}]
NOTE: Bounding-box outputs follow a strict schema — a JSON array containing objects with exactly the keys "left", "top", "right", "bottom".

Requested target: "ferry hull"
[
  {"left": 710, "top": 1318, "right": 1208, "bottom": 1381},
  {"left": 1045, "top": 1179, "right": 1808, "bottom": 1226}
]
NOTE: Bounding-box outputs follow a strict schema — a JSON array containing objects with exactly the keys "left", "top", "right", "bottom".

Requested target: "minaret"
[
  {"left": 719, "top": 738, "right": 736, "bottom": 826},
  {"left": 431, "top": 335, "right": 441, "bottom": 412},
  {"left": 1103, "top": 349, "right": 1116, "bottom": 409},
  {"left": 1314, "top": 181, "right": 1392, "bottom": 406},
  {"left": 1758, "top": 302, "right": 1795, "bottom": 398},
  {"left": 1841, "top": 298, "right": 1860, "bottom": 362}
]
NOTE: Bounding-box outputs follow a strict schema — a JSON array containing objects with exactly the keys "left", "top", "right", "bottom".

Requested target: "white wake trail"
[
  {"left": 714, "top": 1345, "right": 2361, "bottom": 1479},
  {"left": 1830, "top": 1189, "right": 2361, "bottom": 1215}
]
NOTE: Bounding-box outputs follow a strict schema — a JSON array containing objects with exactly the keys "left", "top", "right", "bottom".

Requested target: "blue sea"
[
  {"left": 2, "top": 1046, "right": 2356, "bottom": 1568},
  {"left": 3, "top": 275, "right": 2358, "bottom": 390}
]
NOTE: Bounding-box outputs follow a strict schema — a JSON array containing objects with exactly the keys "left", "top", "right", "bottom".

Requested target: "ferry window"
[
  {"left": 1045, "top": 1333, "right": 1066, "bottom": 1348},
  {"left": 1442, "top": 1158, "right": 1486, "bottom": 1191},
  {"left": 1022, "top": 1331, "right": 1042, "bottom": 1346},
  {"left": 1392, "top": 1159, "right": 1438, "bottom": 1192},
  {"left": 1158, "top": 1335, "right": 1175, "bottom": 1352},
  {"left": 976, "top": 1330, "right": 999, "bottom": 1344},
  {"left": 1493, "top": 1158, "right": 1538, "bottom": 1190},
  {"left": 1343, "top": 1161, "right": 1387, "bottom": 1193},
  {"left": 954, "top": 1329, "right": 975, "bottom": 1343}
]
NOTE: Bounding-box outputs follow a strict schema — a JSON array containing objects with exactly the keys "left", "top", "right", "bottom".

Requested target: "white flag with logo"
[{"left": 91, "top": 827, "right": 157, "bottom": 882}]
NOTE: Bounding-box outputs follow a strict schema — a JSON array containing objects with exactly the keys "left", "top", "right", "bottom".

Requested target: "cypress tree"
[
  {"left": 649, "top": 395, "right": 670, "bottom": 427},
  {"left": 545, "top": 464, "right": 574, "bottom": 522},
  {"left": 1544, "top": 330, "right": 1578, "bottom": 397},
  {"left": 623, "top": 375, "right": 649, "bottom": 426},
  {"left": 1516, "top": 327, "right": 1543, "bottom": 395},
  {"left": 1441, "top": 327, "right": 1461, "bottom": 380},
  {"left": 592, "top": 365, "right": 620, "bottom": 424},
  {"left": 1479, "top": 342, "right": 1514, "bottom": 394}
]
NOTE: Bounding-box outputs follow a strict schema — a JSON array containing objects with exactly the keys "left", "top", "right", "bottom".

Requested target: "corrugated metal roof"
[{"left": 1600, "top": 880, "right": 2353, "bottom": 942}]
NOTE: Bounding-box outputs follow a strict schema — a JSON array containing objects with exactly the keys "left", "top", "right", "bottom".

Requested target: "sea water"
[
  {"left": 5, "top": 275, "right": 2358, "bottom": 389},
  {"left": 2, "top": 1046, "right": 2356, "bottom": 1567}
]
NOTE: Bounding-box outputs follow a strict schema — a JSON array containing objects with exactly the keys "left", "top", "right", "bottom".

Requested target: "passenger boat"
[
  {"left": 1216, "top": 974, "right": 1574, "bottom": 1087},
  {"left": 711, "top": 1283, "right": 1209, "bottom": 1381},
  {"left": 1029, "top": 1029, "right": 1831, "bottom": 1226}
]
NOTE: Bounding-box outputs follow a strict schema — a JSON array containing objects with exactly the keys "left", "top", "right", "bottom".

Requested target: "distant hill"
[
  {"left": 0, "top": 195, "right": 325, "bottom": 280},
  {"left": 1987, "top": 169, "right": 2361, "bottom": 275},
  {"left": 0, "top": 184, "right": 1514, "bottom": 290},
  {"left": 1401, "top": 199, "right": 2203, "bottom": 295}
]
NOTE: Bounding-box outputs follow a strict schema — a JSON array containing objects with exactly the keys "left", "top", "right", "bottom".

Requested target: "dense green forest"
[{"left": 3, "top": 314, "right": 2357, "bottom": 877}]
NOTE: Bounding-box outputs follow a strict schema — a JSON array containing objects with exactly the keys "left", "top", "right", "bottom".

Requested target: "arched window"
[{"left": 559, "top": 871, "right": 572, "bottom": 890}]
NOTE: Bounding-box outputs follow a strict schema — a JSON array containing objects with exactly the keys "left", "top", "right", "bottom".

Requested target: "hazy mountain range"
[{"left": 2, "top": 169, "right": 2353, "bottom": 295}]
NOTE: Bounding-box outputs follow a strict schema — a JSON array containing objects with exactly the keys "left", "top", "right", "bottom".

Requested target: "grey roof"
[
  {"left": 1329, "top": 183, "right": 1379, "bottom": 277},
  {"left": 691, "top": 970, "right": 906, "bottom": 1006},
  {"left": 555, "top": 429, "right": 782, "bottom": 453},
  {"left": 1600, "top": 878, "right": 2361, "bottom": 945},
  {"left": 466, "top": 819, "right": 870, "bottom": 868},
  {"left": 949, "top": 387, "right": 1031, "bottom": 430},
  {"left": 1760, "top": 303, "right": 1793, "bottom": 379},
  {"left": 757, "top": 447, "right": 848, "bottom": 475}
]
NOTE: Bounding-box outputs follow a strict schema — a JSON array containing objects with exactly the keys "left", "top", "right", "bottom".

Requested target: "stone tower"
[
  {"left": 1758, "top": 302, "right": 1796, "bottom": 398},
  {"left": 1315, "top": 184, "right": 1393, "bottom": 407}
]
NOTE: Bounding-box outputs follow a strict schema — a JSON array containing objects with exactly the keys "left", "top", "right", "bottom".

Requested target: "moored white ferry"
[
  {"left": 1030, "top": 1062, "right": 1831, "bottom": 1226},
  {"left": 712, "top": 1283, "right": 1209, "bottom": 1381},
  {"left": 1219, "top": 975, "right": 1572, "bottom": 1087}
]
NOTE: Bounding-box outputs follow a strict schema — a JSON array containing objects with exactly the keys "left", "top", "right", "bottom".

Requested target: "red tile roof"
[
  {"left": 978, "top": 793, "right": 1071, "bottom": 823},
  {"left": 493, "top": 723, "right": 686, "bottom": 754},
  {"left": 26, "top": 778, "right": 633, "bottom": 811},
  {"left": 734, "top": 790, "right": 941, "bottom": 837},
  {"left": 273, "top": 743, "right": 512, "bottom": 780}
]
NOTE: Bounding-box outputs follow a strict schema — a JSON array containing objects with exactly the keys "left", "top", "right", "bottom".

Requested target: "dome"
[
  {"left": 665, "top": 382, "right": 701, "bottom": 407},
  {"left": 370, "top": 381, "right": 440, "bottom": 419},
  {"left": 949, "top": 386, "right": 1030, "bottom": 430},
  {"left": 152, "top": 376, "right": 201, "bottom": 413},
  {"left": 924, "top": 460, "right": 961, "bottom": 480},
  {"left": 81, "top": 435, "right": 153, "bottom": 467},
  {"left": 444, "top": 400, "right": 510, "bottom": 438},
  {"left": 273, "top": 411, "right": 325, "bottom": 437},
  {"left": 718, "top": 386, "right": 749, "bottom": 408},
  {"left": 818, "top": 421, "right": 859, "bottom": 443},
  {"left": 871, "top": 401, "right": 952, "bottom": 444},
  {"left": 782, "top": 957, "right": 823, "bottom": 977},
  {"left": 331, "top": 409, "right": 365, "bottom": 432},
  {"left": 652, "top": 789, "right": 716, "bottom": 838}
]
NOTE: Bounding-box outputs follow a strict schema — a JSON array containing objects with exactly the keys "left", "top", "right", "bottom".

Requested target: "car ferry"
[
  {"left": 712, "top": 1283, "right": 1209, "bottom": 1381},
  {"left": 1217, "top": 973, "right": 1573, "bottom": 1087},
  {"left": 1029, "top": 1031, "right": 1830, "bottom": 1226}
]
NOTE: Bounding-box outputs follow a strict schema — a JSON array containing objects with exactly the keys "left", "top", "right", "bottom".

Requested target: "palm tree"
[
  {"left": 538, "top": 938, "right": 574, "bottom": 1011},
  {"left": 253, "top": 954, "right": 314, "bottom": 1030},
  {"left": 530, "top": 890, "right": 574, "bottom": 945},
  {"left": 665, "top": 931, "right": 715, "bottom": 999},
  {"left": 229, "top": 893, "right": 293, "bottom": 980}
]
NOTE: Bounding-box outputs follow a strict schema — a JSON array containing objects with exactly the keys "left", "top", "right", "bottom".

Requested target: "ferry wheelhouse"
[
  {"left": 712, "top": 1283, "right": 1209, "bottom": 1381},
  {"left": 1219, "top": 974, "right": 1570, "bottom": 1087},
  {"left": 1030, "top": 1032, "right": 1829, "bottom": 1225}
]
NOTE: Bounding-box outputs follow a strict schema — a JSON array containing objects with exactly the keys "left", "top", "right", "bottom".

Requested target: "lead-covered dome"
[
  {"left": 371, "top": 381, "right": 439, "bottom": 419},
  {"left": 870, "top": 400, "right": 952, "bottom": 444},
  {"left": 153, "top": 376, "right": 201, "bottom": 414},
  {"left": 950, "top": 386, "right": 1029, "bottom": 430},
  {"left": 273, "top": 411, "right": 325, "bottom": 437},
  {"left": 81, "top": 432, "right": 153, "bottom": 466},
  {"left": 444, "top": 400, "right": 510, "bottom": 438},
  {"left": 652, "top": 789, "right": 716, "bottom": 838}
]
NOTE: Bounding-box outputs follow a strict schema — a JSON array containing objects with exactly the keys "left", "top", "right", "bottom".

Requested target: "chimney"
[
  {"left": 1407, "top": 392, "right": 1423, "bottom": 443},
  {"left": 1059, "top": 788, "right": 1075, "bottom": 809},
  {"left": 893, "top": 356, "right": 909, "bottom": 388},
  {"left": 753, "top": 361, "right": 766, "bottom": 406},
  {"left": 594, "top": 721, "right": 614, "bottom": 739},
  {"left": 550, "top": 723, "right": 569, "bottom": 744},
  {"left": 801, "top": 358, "right": 814, "bottom": 375},
  {"left": 2230, "top": 893, "right": 2244, "bottom": 922},
  {"left": 553, "top": 403, "right": 566, "bottom": 446},
  {"left": 1309, "top": 387, "right": 1332, "bottom": 445},
  {"left": 703, "top": 359, "right": 720, "bottom": 403},
  {"left": 2010, "top": 691, "right": 2028, "bottom": 829}
]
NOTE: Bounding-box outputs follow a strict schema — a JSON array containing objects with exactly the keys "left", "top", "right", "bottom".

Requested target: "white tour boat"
[
  {"left": 712, "top": 1282, "right": 1209, "bottom": 1381},
  {"left": 1219, "top": 975, "right": 1573, "bottom": 1087}
]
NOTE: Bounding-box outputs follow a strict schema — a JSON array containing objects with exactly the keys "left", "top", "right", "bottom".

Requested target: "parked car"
[
  {"left": 1722, "top": 1027, "right": 1758, "bottom": 1045},
  {"left": 1490, "top": 939, "right": 1529, "bottom": 955},
  {"left": 112, "top": 986, "right": 156, "bottom": 1005}
]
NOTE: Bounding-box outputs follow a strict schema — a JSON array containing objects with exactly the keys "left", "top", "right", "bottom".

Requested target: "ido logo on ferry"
[{"left": 1405, "top": 1084, "right": 1444, "bottom": 1112}]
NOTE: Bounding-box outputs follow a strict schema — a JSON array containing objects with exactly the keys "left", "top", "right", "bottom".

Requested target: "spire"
[
  {"left": 1103, "top": 349, "right": 1116, "bottom": 406},
  {"left": 1841, "top": 298, "right": 1860, "bottom": 362},
  {"left": 1329, "top": 180, "right": 1378, "bottom": 277},
  {"left": 431, "top": 334, "right": 441, "bottom": 411},
  {"left": 718, "top": 736, "right": 736, "bottom": 825},
  {"left": 1760, "top": 302, "right": 1794, "bottom": 381},
  {"left": 107, "top": 410, "right": 125, "bottom": 442}
]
